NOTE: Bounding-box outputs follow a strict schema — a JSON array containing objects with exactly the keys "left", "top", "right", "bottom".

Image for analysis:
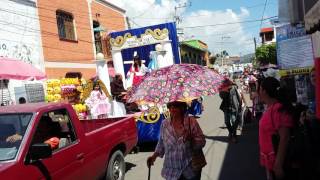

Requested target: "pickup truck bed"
[{"left": 81, "top": 117, "right": 129, "bottom": 133}]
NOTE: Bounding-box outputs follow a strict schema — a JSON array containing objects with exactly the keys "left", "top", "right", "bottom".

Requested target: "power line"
[
  {"left": 131, "top": 2, "right": 156, "bottom": 19},
  {"left": 182, "top": 16, "right": 277, "bottom": 29},
  {"left": 0, "top": 37, "right": 93, "bottom": 55},
  {"left": 128, "top": 18, "right": 142, "bottom": 28},
  {"left": 0, "top": 7, "right": 125, "bottom": 32},
  {"left": 190, "top": 24, "right": 260, "bottom": 38},
  {"left": 181, "top": 2, "right": 277, "bottom": 19},
  {"left": 260, "top": 0, "right": 269, "bottom": 28},
  {"left": 0, "top": 20, "right": 95, "bottom": 44}
]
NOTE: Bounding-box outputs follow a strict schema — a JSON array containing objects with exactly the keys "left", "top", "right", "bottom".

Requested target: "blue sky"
[
  {"left": 108, "top": 0, "right": 279, "bottom": 55},
  {"left": 184, "top": 0, "right": 278, "bottom": 55}
]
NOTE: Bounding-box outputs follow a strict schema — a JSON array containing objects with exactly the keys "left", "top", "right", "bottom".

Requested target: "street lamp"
[{"left": 95, "top": 53, "right": 111, "bottom": 93}]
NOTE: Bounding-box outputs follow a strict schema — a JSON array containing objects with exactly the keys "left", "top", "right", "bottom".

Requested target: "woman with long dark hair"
[
  {"left": 258, "top": 77, "right": 294, "bottom": 180},
  {"left": 126, "top": 55, "right": 148, "bottom": 88}
]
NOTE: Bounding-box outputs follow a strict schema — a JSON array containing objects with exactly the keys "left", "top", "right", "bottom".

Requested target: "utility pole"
[
  {"left": 126, "top": 16, "right": 131, "bottom": 30},
  {"left": 174, "top": 2, "right": 191, "bottom": 24},
  {"left": 174, "top": 2, "right": 192, "bottom": 39},
  {"left": 221, "top": 36, "right": 230, "bottom": 67},
  {"left": 254, "top": 37, "right": 257, "bottom": 51},
  {"left": 173, "top": 2, "right": 191, "bottom": 63}
]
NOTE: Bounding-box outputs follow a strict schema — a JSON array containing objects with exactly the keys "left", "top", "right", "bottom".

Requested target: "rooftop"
[
  {"left": 260, "top": 27, "right": 274, "bottom": 33},
  {"left": 180, "top": 40, "right": 208, "bottom": 52},
  {"left": 96, "top": 0, "right": 126, "bottom": 14}
]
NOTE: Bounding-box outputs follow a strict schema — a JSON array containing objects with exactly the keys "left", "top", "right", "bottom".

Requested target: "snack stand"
[{"left": 46, "top": 72, "right": 88, "bottom": 119}]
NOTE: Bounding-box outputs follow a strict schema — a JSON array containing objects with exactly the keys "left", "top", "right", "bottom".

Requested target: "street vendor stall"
[{"left": 0, "top": 57, "right": 46, "bottom": 105}]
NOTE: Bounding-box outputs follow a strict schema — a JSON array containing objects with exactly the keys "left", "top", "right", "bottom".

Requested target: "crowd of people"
[
  {"left": 1, "top": 56, "right": 319, "bottom": 180},
  {"left": 233, "top": 67, "right": 320, "bottom": 180},
  {"left": 146, "top": 65, "right": 319, "bottom": 180}
]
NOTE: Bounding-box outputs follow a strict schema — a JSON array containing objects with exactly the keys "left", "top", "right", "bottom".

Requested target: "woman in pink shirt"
[{"left": 258, "top": 77, "right": 294, "bottom": 180}]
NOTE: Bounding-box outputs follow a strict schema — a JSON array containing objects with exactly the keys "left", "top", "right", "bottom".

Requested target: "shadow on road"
[
  {"left": 205, "top": 135, "right": 229, "bottom": 143},
  {"left": 217, "top": 122, "right": 265, "bottom": 180},
  {"left": 125, "top": 162, "right": 137, "bottom": 173},
  {"left": 137, "top": 142, "right": 157, "bottom": 153}
]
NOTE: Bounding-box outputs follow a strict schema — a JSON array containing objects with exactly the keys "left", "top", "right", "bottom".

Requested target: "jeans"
[{"left": 224, "top": 112, "right": 239, "bottom": 137}]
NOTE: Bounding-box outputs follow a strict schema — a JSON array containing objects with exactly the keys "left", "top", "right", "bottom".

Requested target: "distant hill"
[{"left": 240, "top": 53, "right": 255, "bottom": 63}]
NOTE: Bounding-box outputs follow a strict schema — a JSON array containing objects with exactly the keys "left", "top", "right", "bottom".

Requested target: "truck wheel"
[{"left": 106, "top": 150, "right": 125, "bottom": 180}]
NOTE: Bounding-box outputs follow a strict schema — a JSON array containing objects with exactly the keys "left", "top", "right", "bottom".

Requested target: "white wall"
[
  {"left": 0, "top": 0, "right": 44, "bottom": 70},
  {"left": 0, "top": 0, "right": 45, "bottom": 104}
]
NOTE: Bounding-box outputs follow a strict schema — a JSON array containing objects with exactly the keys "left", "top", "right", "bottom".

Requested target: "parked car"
[{"left": 0, "top": 102, "right": 138, "bottom": 180}]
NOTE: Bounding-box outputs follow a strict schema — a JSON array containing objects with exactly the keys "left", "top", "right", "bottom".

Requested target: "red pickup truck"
[{"left": 0, "top": 102, "right": 138, "bottom": 180}]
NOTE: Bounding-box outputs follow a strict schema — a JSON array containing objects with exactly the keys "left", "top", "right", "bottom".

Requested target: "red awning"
[{"left": 260, "top": 27, "right": 274, "bottom": 33}]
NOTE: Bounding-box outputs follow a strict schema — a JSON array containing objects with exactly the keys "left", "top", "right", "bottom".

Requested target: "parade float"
[{"left": 109, "top": 22, "right": 180, "bottom": 143}]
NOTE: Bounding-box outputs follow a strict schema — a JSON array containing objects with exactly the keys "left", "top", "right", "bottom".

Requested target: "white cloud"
[
  {"left": 182, "top": 8, "right": 254, "bottom": 55},
  {"left": 105, "top": 0, "right": 255, "bottom": 55}
]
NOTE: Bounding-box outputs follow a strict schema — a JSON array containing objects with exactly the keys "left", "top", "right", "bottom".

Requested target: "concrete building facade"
[
  {"left": 260, "top": 27, "right": 275, "bottom": 45},
  {"left": 0, "top": 0, "right": 45, "bottom": 105},
  {"left": 180, "top": 40, "right": 209, "bottom": 66}
]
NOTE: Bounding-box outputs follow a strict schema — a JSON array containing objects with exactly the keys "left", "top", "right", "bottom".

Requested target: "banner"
[
  {"left": 276, "top": 24, "right": 314, "bottom": 69},
  {"left": 279, "top": 67, "right": 313, "bottom": 77}
]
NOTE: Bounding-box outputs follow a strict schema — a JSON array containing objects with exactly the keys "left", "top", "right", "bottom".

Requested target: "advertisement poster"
[
  {"left": 277, "top": 36, "right": 314, "bottom": 69},
  {"left": 276, "top": 24, "right": 314, "bottom": 69}
]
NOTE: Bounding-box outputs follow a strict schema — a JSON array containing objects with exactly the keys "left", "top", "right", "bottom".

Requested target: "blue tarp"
[
  {"left": 136, "top": 114, "right": 165, "bottom": 144},
  {"left": 188, "top": 98, "right": 203, "bottom": 116}
]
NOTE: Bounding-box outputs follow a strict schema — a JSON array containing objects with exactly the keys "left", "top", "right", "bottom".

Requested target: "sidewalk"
[
  {"left": 199, "top": 95, "right": 265, "bottom": 180},
  {"left": 217, "top": 122, "right": 265, "bottom": 180}
]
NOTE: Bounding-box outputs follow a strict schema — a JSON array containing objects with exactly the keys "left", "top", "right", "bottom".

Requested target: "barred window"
[{"left": 56, "top": 10, "right": 76, "bottom": 41}]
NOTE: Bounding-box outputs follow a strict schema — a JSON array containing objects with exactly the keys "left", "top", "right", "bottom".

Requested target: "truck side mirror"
[{"left": 26, "top": 143, "right": 52, "bottom": 164}]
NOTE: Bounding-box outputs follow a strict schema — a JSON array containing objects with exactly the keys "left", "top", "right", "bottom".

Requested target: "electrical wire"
[
  {"left": 0, "top": 7, "right": 125, "bottom": 32},
  {"left": 182, "top": 16, "right": 277, "bottom": 29},
  {"left": 131, "top": 2, "right": 156, "bottom": 19},
  {"left": 260, "top": 0, "right": 269, "bottom": 28},
  {"left": 181, "top": 2, "right": 277, "bottom": 19}
]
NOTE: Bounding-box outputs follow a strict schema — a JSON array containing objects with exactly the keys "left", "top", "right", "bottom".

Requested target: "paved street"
[{"left": 125, "top": 95, "right": 265, "bottom": 180}]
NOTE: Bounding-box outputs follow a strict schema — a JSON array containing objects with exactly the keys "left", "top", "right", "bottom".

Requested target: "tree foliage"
[
  {"left": 216, "top": 50, "right": 229, "bottom": 58},
  {"left": 255, "top": 43, "right": 277, "bottom": 65}
]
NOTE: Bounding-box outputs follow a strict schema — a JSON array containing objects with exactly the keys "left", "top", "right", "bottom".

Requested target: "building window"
[
  {"left": 93, "top": 21, "right": 102, "bottom": 53},
  {"left": 56, "top": 10, "right": 76, "bottom": 41}
]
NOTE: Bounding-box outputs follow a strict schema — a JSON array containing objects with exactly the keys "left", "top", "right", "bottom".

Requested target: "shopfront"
[
  {"left": 276, "top": 23, "right": 317, "bottom": 117},
  {"left": 305, "top": 0, "right": 320, "bottom": 118}
]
